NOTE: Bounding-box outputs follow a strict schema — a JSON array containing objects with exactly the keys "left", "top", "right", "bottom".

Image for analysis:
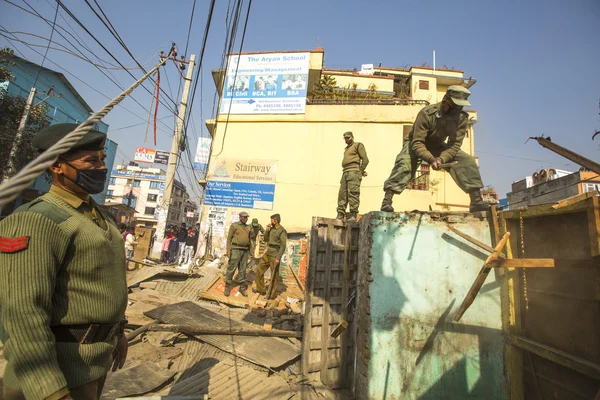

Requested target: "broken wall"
[{"left": 354, "top": 211, "right": 506, "bottom": 399}]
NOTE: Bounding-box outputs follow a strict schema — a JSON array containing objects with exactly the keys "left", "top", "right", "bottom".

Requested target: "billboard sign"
[
  {"left": 220, "top": 52, "right": 310, "bottom": 115},
  {"left": 134, "top": 147, "right": 169, "bottom": 165},
  {"left": 194, "top": 137, "right": 211, "bottom": 171}
]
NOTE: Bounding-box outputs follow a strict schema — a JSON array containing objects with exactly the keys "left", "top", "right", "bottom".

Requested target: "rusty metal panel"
[
  {"left": 168, "top": 360, "right": 294, "bottom": 399},
  {"left": 302, "top": 217, "right": 359, "bottom": 389},
  {"left": 503, "top": 199, "right": 600, "bottom": 399},
  {"left": 145, "top": 301, "right": 301, "bottom": 369}
]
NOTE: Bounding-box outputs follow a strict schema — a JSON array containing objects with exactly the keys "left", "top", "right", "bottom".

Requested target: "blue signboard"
[
  {"left": 111, "top": 169, "right": 166, "bottom": 181},
  {"left": 204, "top": 180, "right": 275, "bottom": 210},
  {"left": 220, "top": 52, "right": 310, "bottom": 115}
]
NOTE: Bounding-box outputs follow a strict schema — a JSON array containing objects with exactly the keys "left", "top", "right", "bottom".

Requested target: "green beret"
[
  {"left": 32, "top": 123, "right": 107, "bottom": 153},
  {"left": 343, "top": 131, "right": 353, "bottom": 138}
]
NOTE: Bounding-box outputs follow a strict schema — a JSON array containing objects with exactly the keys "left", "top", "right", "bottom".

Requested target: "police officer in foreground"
[
  {"left": 254, "top": 214, "right": 287, "bottom": 299},
  {"left": 0, "top": 123, "right": 128, "bottom": 400},
  {"left": 337, "top": 132, "right": 369, "bottom": 222},
  {"left": 380, "top": 86, "right": 490, "bottom": 213},
  {"left": 225, "top": 211, "right": 251, "bottom": 297}
]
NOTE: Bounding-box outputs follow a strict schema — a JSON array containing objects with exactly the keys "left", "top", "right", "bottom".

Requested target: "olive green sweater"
[
  {"left": 341, "top": 141, "right": 369, "bottom": 172},
  {"left": 0, "top": 191, "right": 128, "bottom": 400},
  {"left": 264, "top": 225, "right": 287, "bottom": 259}
]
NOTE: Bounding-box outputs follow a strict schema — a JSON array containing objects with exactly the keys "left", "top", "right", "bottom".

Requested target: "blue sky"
[{"left": 1, "top": 0, "right": 599, "bottom": 200}]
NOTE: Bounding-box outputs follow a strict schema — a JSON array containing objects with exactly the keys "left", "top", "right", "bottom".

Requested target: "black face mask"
[{"left": 64, "top": 163, "right": 108, "bottom": 194}]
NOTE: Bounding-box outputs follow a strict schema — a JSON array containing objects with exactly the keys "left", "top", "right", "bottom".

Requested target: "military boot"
[
  {"left": 346, "top": 212, "right": 357, "bottom": 222},
  {"left": 380, "top": 190, "right": 395, "bottom": 212},
  {"left": 224, "top": 284, "right": 231, "bottom": 297},
  {"left": 239, "top": 285, "right": 248, "bottom": 297},
  {"left": 335, "top": 211, "right": 345, "bottom": 221},
  {"left": 469, "top": 190, "right": 491, "bottom": 213}
]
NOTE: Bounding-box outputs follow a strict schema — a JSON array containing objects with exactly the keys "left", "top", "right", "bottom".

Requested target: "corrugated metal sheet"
[
  {"left": 172, "top": 272, "right": 219, "bottom": 300},
  {"left": 154, "top": 281, "right": 184, "bottom": 294},
  {"left": 127, "top": 267, "right": 190, "bottom": 287},
  {"left": 145, "top": 302, "right": 300, "bottom": 369},
  {"left": 167, "top": 360, "right": 294, "bottom": 400},
  {"left": 176, "top": 339, "right": 267, "bottom": 382}
]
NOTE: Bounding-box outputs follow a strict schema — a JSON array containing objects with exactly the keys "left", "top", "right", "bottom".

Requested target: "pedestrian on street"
[
  {"left": 123, "top": 225, "right": 137, "bottom": 259},
  {"left": 337, "top": 131, "right": 369, "bottom": 222},
  {"left": 0, "top": 123, "right": 128, "bottom": 400},
  {"left": 182, "top": 228, "right": 196, "bottom": 264},
  {"left": 254, "top": 213, "right": 287, "bottom": 298},
  {"left": 161, "top": 230, "right": 171, "bottom": 263},
  {"left": 225, "top": 211, "right": 251, "bottom": 297},
  {"left": 176, "top": 222, "right": 188, "bottom": 264},
  {"left": 167, "top": 226, "right": 178, "bottom": 263},
  {"left": 192, "top": 222, "right": 200, "bottom": 257},
  {"left": 380, "top": 86, "right": 490, "bottom": 213}
]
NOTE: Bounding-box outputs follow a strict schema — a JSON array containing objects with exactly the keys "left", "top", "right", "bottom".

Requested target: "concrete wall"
[
  {"left": 507, "top": 172, "right": 581, "bottom": 208},
  {"left": 355, "top": 212, "right": 505, "bottom": 399}
]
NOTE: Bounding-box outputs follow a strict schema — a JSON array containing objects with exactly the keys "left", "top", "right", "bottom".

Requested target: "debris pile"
[{"left": 109, "top": 258, "right": 329, "bottom": 399}]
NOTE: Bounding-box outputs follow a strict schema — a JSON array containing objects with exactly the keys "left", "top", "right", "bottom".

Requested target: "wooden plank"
[
  {"left": 499, "top": 218, "right": 524, "bottom": 400},
  {"left": 301, "top": 218, "right": 319, "bottom": 377},
  {"left": 491, "top": 205, "right": 501, "bottom": 246},
  {"left": 508, "top": 334, "right": 600, "bottom": 381},
  {"left": 532, "top": 137, "right": 600, "bottom": 175},
  {"left": 320, "top": 222, "right": 334, "bottom": 385},
  {"left": 501, "top": 196, "right": 594, "bottom": 220},
  {"left": 488, "top": 258, "right": 599, "bottom": 268},
  {"left": 340, "top": 224, "right": 352, "bottom": 384},
  {"left": 455, "top": 232, "right": 510, "bottom": 322},
  {"left": 587, "top": 195, "right": 600, "bottom": 257},
  {"left": 552, "top": 192, "right": 597, "bottom": 210},
  {"left": 447, "top": 224, "right": 506, "bottom": 258}
]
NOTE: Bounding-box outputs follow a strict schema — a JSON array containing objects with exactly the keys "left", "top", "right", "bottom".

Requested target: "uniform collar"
[{"left": 49, "top": 185, "right": 90, "bottom": 209}]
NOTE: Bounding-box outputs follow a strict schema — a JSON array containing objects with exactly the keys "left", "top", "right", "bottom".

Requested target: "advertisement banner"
[
  {"left": 207, "top": 206, "right": 227, "bottom": 237},
  {"left": 154, "top": 150, "right": 170, "bottom": 165},
  {"left": 194, "top": 137, "right": 211, "bottom": 171},
  {"left": 204, "top": 180, "right": 275, "bottom": 210},
  {"left": 153, "top": 182, "right": 165, "bottom": 220},
  {"left": 220, "top": 52, "right": 309, "bottom": 115},
  {"left": 134, "top": 147, "right": 156, "bottom": 163},
  {"left": 111, "top": 170, "right": 166, "bottom": 181},
  {"left": 209, "top": 158, "right": 277, "bottom": 183}
]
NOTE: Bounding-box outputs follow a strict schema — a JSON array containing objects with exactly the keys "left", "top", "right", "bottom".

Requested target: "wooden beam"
[
  {"left": 147, "top": 324, "right": 302, "bottom": 338},
  {"left": 552, "top": 192, "right": 597, "bottom": 210},
  {"left": 501, "top": 196, "right": 594, "bottom": 219},
  {"left": 531, "top": 137, "right": 600, "bottom": 175},
  {"left": 455, "top": 232, "right": 510, "bottom": 322},
  {"left": 488, "top": 258, "right": 599, "bottom": 268},
  {"left": 508, "top": 334, "right": 600, "bottom": 381},
  {"left": 446, "top": 224, "right": 506, "bottom": 258}
]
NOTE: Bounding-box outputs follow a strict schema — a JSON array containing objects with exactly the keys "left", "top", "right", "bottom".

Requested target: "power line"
[
  {"left": 2, "top": 3, "right": 175, "bottom": 134},
  {"left": 1, "top": 29, "right": 173, "bottom": 136},
  {"left": 33, "top": 0, "right": 58, "bottom": 87},
  {"left": 84, "top": 0, "right": 179, "bottom": 112},
  {"left": 55, "top": 0, "right": 179, "bottom": 117},
  {"left": 213, "top": 0, "right": 252, "bottom": 158}
]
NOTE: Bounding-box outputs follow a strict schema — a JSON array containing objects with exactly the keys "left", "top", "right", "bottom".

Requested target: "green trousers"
[
  {"left": 255, "top": 254, "right": 279, "bottom": 298},
  {"left": 226, "top": 248, "right": 249, "bottom": 286},
  {"left": 383, "top": 138, "right": 483, "bottom": 194},
  {"left": 337, "top": 170, "right": 362, "bottom": 214}
]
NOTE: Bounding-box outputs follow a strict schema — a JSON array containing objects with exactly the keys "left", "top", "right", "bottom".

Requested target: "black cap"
[{"left": 32, "top": 123, "right": 106, "bottom": 153}]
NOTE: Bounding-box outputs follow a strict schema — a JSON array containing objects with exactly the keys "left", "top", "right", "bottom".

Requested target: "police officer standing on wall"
[
  {"left": 337, "top": 131, "right": 369, "bottom": 222},
  {"left": 225, "top": 211, "right": 251, "bottom": 297},
  {"left": 0, "top": 123, "right": 128, "bottom": 400},
  {"left": 254, "top": 213, "right": 287, "bottom": 299},
  {"left": 380, "top": 86, "right": 490, "bottom": 213}
]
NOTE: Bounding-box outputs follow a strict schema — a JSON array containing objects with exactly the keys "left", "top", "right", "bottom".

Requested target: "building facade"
[
  {"left": 198, "top": 48, "right": 483, "bottom": 255},
  {"left": 2, "top": 55, "right": 116, "bottom": 206},
  {"left": 507, "top": 169, "right": 600, "bottom": 208},
  {"left": 107, "top": 165, "right": 191, "bottom": 228}
]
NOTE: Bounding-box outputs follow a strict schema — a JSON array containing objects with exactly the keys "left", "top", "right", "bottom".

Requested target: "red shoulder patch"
[{"left": 0, "top": 236, "right": 30, "bottom": 253}]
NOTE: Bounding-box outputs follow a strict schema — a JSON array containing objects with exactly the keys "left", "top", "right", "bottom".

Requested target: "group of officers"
[{"left": 0, "top": 85, "right": 489, "bottom": 399}]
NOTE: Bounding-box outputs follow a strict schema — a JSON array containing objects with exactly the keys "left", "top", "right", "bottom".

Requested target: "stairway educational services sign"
[
  {"left": 204, "top": 158, "right": 278, "bottom": 210},
  {"left": 220, "top": 52, "right": 309, "bottom": 115}
]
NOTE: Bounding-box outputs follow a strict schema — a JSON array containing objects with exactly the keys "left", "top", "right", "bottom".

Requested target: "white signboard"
[
  {"left": 194, "top": 137, "right": 211, "bottom": 171},
  {"left": 220, "top": 52, "right": 310, "bottom": 115}
]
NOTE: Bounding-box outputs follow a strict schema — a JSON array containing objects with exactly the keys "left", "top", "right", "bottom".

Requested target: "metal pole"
[
  {"left": 151, "top": 54, "right": 196, "bottom": 258},
  {"left": 2, "top": 87, "right": 36, "bottom": 183}
]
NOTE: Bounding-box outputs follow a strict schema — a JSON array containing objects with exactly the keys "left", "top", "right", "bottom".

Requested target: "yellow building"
[{"left": 199, "top": 48, "right": 479, "bottom": 254}]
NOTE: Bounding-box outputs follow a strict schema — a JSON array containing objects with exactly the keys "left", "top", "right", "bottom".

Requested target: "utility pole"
[
  {"left": 152, "top": 53, "right": 196, "bottom": 257},
  {"left": 2, "top": 87, "right": 36, "bottom": 183}
]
